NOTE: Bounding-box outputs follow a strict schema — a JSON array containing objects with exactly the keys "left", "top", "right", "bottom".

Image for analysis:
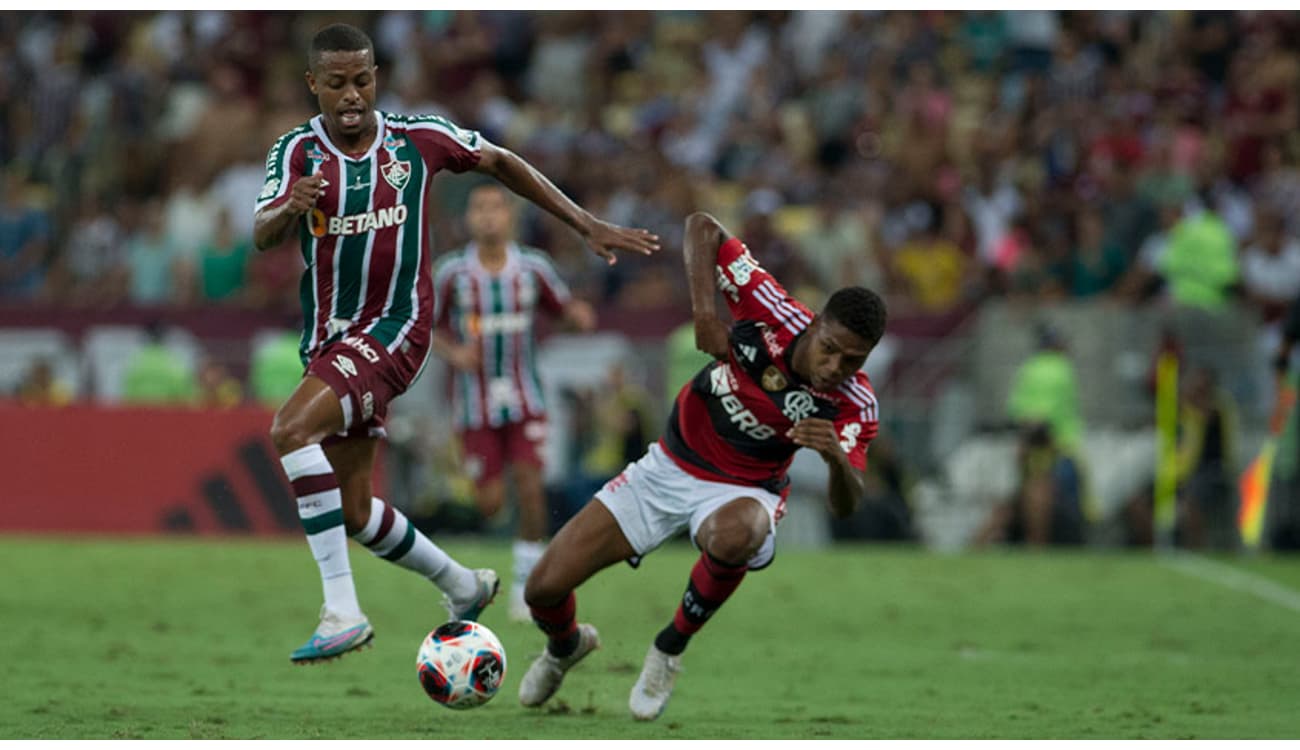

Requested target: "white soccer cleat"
[
  {"left": 443, "top": 568, "right": 500, "bottom": 622},
  {"left": 628, "top": 644, "right": 681, "bottom": 721},
  {"left": 518, "top": 623, "right": 600, "bottom": 708}
]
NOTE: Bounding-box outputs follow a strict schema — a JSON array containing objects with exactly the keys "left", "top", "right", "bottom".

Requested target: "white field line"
[{"left": 1160, "top": 553, "right": 1300, "bottom": 615}]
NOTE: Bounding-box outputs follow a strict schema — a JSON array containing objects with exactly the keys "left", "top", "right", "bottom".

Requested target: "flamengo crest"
[{"left": 382, "top": 159, "right": 411, "bottom": 190}]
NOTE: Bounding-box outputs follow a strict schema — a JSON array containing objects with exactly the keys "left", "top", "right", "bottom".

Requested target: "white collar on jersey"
[
  {"left": 467, "top": 241, "right": 520, "bottom": 277},
  {"left": 309, "top": 110, "right": 387, "bottom": 163}
]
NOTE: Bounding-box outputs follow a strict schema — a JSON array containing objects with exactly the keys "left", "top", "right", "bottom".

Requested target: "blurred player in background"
[
  {"left": 253, "top": 23, "right": 658, "bottom": 664},
  {"left": 432, "top": 183, "right": 597, "bottom": 622},
  {"left": 517, "top": 211, "right": 886, "bottom": 720}
]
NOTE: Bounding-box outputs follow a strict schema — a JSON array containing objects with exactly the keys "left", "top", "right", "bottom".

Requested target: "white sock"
[
  {"left": 282, "top": 444, "right": 362, "bottom": 619},
  {"left": 512, "top": 539, "right": 546, "bottom": 601},
  {"left": 351, "top": 496, "right": 478, "bottom": 602}
]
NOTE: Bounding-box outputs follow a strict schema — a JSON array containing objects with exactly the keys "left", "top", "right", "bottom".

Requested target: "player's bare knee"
[
  {"left": 704, "top": 530, "right": 763, "bottom": 566},
  {"left": 270, "top": 413, "right": 313, "bottom": 456},
  {"left": 701, "top": 507, "right": 768, "bottom": 565},
  {"left": 523, "top": 575, "right": 558, "bottom": 610},
  {"left": 523, "top": 561, "right": 565, "bottom": 609}
]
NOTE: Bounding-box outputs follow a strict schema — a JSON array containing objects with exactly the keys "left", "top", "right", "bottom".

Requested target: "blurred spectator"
[
  {"left": 976, "top": 421, "right": 1084, "bottom": 547},
  {"left": 197, "top": 359, "right": 244, "bottom": 409},
  {"left": 0, "top": 170, "right": 51, "bottom": 301},
  {"left": 963, "top": 160, "right": 1021, "bottom": 268},
  {"left": 15, "top": 358, "right": 72, "bottom": 407},
  {"left": 738, "top": 188, "right": 809, "bottom": 295},
  {"left": 800, "top": 199, "right": 883, "bottom": 293},
  {"left": 1007, "top": 323, "right": 1082, "bottom": 453},
  {"left": 663, "top": 321, "right": 714, "bottom": 412},
  {"left": 1157, "top": 203, "right": 1239, "bottom": 312},
  {"left": 197, "top": 209, "right": 251, "bottom": 304},
  {"left": 1119, "top": 200, "right": 1182, "bottom": 303},
  {"left": 580, "top": 362, "right": 656, "bottom": 482},
  {"left": 889, "top": 204, "right": 969, "bottom": 314},
  {"left": 1172, "top": 367, "right": 1240, "bottom": 550},
  {"left": 48, "top": 192, "right": 127, "bottom": 306},
  {"left": 1066, "top": 208, "right": 1126, "bottom": 298},
  {"left": 126, "top": 198, "right": 194, "bottom": 306},
  {"left": 1241, "top": 210, "right": 1300, "bottom": 324},
  {"left": 121, "top": 324, "right": 198, "bottom": 405},
  {"left": 977, "top": 324, "right": 1085, "bottom": 546},
  {"left": 0, "top": 9, "right": 1293, "bottom": 326},
  {"left": 250, "top": 330, "right": 303, "bottom": 410},
  {"left": 1255, "top": 140, "right": 1300, "bottom": 236}
]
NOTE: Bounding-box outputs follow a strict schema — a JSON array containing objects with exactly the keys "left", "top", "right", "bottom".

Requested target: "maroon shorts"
[
  {"left": 306, "top": 333, "right": 428, "bottom": 442},
  {"left": 460, "top": 418, "right": 547, "bottom": 486}
]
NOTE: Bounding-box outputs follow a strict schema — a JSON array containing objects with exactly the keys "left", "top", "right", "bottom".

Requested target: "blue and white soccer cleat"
[
  {"left": 443, "top": 568, "right": 500, "bottom": 622},
  {"left": 290, "top": 607, "right": 375, "bottom": 664}
]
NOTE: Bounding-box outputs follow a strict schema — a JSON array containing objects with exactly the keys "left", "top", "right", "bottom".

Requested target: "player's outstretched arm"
[
  {"left": 473, "top": 140, "right": 659, "bottom": 265},
  {"left": 787, "top": 418, "right": 868, "bottom": 518},
  {"left": 683, "top": 212, "right": 732, "bottom": 359}
]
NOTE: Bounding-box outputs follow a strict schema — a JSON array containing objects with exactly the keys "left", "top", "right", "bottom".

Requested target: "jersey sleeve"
[
  {"left": 524, "top": 251, "right": 572, "bottom": 315},
  {"left": 834, "top": 377, "right": 880, "bottom": 471},
  {"left": 403, "top": 115, "right": 483, "bottom": 174},
  {"left": 255, "top": 131, "right": 308, "bottom": 214},
  {"left": 714, "top": 236, "right": 812, "bottom": 333}
]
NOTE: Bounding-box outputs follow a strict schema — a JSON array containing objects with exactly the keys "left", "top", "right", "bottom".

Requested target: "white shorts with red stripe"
[{"left": 595, "top": 442, "right": 781, "bottom": 570}]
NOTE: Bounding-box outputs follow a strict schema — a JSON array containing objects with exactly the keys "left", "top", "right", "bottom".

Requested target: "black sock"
[
  {"left": 654, "top": 623, "right": 690, "bottom": 656},
  {"left": 548, "top": 630, "right": 581, "bottom": 659}
]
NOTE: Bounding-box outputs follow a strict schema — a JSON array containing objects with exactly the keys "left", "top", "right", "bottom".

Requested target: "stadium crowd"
[
  {"left": 3, "top": 11, "right": 1300, "bottom": 550},
  {"left": 2, "top": 10, "right": 1298, "bottom": 323}
]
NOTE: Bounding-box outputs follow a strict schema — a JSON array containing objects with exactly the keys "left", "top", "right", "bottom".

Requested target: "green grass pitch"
[{"left": 3, "top": 535, "right": 1298, "bottom": 739}]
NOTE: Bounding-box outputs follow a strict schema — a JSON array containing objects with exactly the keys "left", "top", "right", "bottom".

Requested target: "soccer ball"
[{"left": 416, "top": 620, "right": 507, "bottom": 709}]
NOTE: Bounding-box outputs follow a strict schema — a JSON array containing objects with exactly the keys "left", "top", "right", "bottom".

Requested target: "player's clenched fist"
[
  {"left": 288, "top": 173, "right": 328, "bottom": 215},
  {"left": 786, "top": 418, "right": 844, "bottom": 461}
]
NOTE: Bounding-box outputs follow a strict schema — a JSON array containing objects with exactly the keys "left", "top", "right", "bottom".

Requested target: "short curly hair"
[
  {"left": 309, "top": 23, "right": 374, "bottom": 71},
  {"left": 822, "top": 286, "right": 887, "bottom": 346}
]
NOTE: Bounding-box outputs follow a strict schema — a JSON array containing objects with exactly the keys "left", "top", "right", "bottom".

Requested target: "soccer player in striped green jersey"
[
  {"left": 432, "top": 184, "right": 598, "bottom": 623},
  {"left": 253, "top": 23, "right": 659, "bottom": 664}
]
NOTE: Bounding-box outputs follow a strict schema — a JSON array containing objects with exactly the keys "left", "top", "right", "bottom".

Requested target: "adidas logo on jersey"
[{"left": 317, "top": 205, "right": 409, "bottom": 237}]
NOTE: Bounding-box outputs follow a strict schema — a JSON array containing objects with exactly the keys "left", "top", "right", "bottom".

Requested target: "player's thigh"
[
  {"left": 461, "top": 426, "right": 508, "bottom": 489},
  {"left": 525, "top": 499, "right": 636, "bottom": 605},
  {"left": 270, "top": 375, "right": 345, "bottom": 453},
  {"left": 323, "top": 436, "right": 379, "bottom": 528}
]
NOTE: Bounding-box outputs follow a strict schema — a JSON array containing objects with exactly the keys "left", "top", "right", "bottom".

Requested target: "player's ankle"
[
  {"left": 653, "top": 624, "right": 689, "bottom": 656},
  {"left": 547, "top": 630, "right": 581, "bottom": 659}
]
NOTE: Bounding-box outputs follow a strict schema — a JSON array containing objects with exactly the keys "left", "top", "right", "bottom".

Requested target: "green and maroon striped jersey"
[
  {"left": 255, "top": 111, "right": 482, "bottom": 365},
  {"left": 433, "top": 243, "right": 572, "bottom": 430}
]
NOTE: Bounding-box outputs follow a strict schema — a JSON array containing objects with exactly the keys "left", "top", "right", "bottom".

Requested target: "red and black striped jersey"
[
  {"left": 255, "top": 111, "right": 481, "bottom": 365},
  {"left": 660, "top": 236, "right": 879, "bottom": 492}
]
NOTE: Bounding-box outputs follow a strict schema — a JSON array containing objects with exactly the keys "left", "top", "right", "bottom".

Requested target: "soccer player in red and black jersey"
[
  {"left": 253, "top": 23, "right": 658, "bottom": 664},
  {"left": 518, "top": 211, "right": 886, "bottom": 720}
]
